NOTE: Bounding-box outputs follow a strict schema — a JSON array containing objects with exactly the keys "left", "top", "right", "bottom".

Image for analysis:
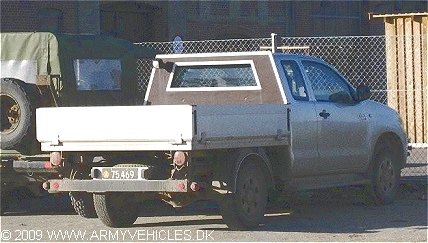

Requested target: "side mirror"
[{"left": 356, "top": 84, "right": 371, "bottom": 101}]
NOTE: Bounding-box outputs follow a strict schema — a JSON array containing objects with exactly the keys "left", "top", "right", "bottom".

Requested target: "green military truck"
[{"left": 0, "top": 32, "right": 156, "bottom": 215}]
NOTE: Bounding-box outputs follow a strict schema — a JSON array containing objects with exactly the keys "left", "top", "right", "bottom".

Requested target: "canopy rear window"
[
  {"left": 74, "top": 59, "right": 121, "bottom": 91},
  {"left": 168, "top": 61, "right": 260, "bottom": 91}
]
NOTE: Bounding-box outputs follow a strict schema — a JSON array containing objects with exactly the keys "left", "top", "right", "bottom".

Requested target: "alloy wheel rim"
[
  {"left": 239, "top": 177, "right": 261, "bottom": 216},
  {"left": 379, "top": 159, "right": 395, "bottom": 193}
]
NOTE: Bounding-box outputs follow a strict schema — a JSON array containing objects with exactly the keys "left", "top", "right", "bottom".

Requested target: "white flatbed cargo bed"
[{"left": 37, "top": 104, "right": 290, "bottom": 152}]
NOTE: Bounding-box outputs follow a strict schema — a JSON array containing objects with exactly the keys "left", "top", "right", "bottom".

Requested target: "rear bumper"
[
  {"left": 12, "top": 160, "right": 58, "bottom": 174},
  {"left": 43, "top": 179, "right": 188, "bottom": 193}
]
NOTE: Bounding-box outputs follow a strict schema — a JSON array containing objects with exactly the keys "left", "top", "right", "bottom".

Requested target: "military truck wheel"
[
  {"left": 69, "top": 192, "right": 97, "bottom": 218},
  {"left": 220, "top": 163, "right": 268, "bottom": 230},
  {"left": 93, "top": 193, "right": 138, "bottom": 228},
  {"left": 69, "top": 167, "right": 97, "bottom": 218},
  {"left": 0, "top": 192, "right": 10, "bottom": 215},
  {"left": 366, "top": 142, "right": 400, "bottom": 205},
  {"left": 1, "top": 79, "right": 34, "bottom": 149}
]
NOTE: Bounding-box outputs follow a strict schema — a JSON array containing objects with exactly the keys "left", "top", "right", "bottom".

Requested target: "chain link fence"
[{"left": 135, "top": 35, "right": 427, "bottom": 178}]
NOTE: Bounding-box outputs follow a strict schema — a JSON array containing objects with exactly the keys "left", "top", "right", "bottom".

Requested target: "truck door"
[
  {"left": 278, "top": 60, "right": 319, "bottom": 176},
  {"left": 301, "top": 60, "right": 369, "bottom": 172}
]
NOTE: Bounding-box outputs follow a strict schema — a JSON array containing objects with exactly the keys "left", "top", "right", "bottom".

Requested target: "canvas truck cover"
[
  {"left": 1, "top": 32, "right": 157, "bottom": 85},
  {"left": 1, "top": 32, "right": 61, "bottom": 79},
  {"left": 54, "top": 34, "right": 157, "bottom": 106}
]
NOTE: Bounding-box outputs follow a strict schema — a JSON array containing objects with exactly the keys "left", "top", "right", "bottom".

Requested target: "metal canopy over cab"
[{"left": 145, "top": 51, "right": 287, "bottom": 106}]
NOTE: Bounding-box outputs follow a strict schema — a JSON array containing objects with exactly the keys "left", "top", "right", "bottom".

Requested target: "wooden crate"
[{"left": 371, "top": 13, "right": 427, "bottom": 144}]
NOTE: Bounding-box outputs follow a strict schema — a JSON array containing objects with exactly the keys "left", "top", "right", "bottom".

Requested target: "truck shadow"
[
  {"left": 2, "top": 193, "right": 74, "bottom": 216},
  {"left": 130, "top": 198, "right": 427, "bottom": 234},
  {"left": 3, "top": 183, "right": 427, "bottom": 235},
  {"left": 134, "top": 185, "right": 428, "bottom": 234},
  {"left": 256, "top": 197, "right": 427, "bottom": 234}
]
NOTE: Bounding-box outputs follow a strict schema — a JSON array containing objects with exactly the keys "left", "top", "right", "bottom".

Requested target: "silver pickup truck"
[{"left": 36, "top": 51, "right": 408, "bottom": 230}]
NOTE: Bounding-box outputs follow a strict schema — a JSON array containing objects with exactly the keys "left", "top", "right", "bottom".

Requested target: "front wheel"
[
  {"left": 367, "top": 143, "right": 401, "bottom": 205},
  {"left": 93, "top": 193, "right": 138, "bottom": 228},
  {"left": 220, "top": 163, "right": 268, "bottom": 230}
]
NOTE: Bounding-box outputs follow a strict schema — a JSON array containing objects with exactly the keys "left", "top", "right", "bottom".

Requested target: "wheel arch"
[
  {"left": 1, "top": 77, "right": 27, "bottom": 85},
  {"left": 1, "top": 78, "right": 43, "bottom": 106},
  {"left": 231, "top": 147, "right": 274, "bottom": 193},
  {"left": 371, "top": 132, "right": 406, "bottom": 169}
]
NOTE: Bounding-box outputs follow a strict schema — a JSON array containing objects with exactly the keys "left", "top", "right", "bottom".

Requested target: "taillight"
[
  {"left": 44, "top": 161, "right": 53, "bottom": 169},
  {"left": 50, "top": 151, "right": 63, "bottom": 166},
  {"left": 173, "top": 151, "right": 187, "bottom": 167},
  {"left": 178, "top": 182, "right": 186, "bottom": 191}
]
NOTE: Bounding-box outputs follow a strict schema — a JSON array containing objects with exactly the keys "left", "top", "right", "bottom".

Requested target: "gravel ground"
[{"left": 1, "top": 182, "right": 426, "bottom": 242}]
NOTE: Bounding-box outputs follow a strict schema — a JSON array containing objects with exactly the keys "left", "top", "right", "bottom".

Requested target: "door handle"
[{"left": 319, "top": 110, "right": 330, "bottom": 119}]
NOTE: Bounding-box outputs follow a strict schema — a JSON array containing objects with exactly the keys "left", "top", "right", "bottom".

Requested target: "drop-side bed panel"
[{"left": 37, "top": 104, "right": 290, "bottom": 152}]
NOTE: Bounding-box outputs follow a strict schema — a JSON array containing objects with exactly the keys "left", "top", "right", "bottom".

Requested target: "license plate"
[{"left": 102, "top": 168, "right": 139, "bottom": 180}]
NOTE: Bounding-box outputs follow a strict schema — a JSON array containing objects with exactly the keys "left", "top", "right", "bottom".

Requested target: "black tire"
[
  {"left": 1, "top": 79, "right": 35, "bottom": 149},
  {"left": 367, "top": 143, "right": 401, "bottom": 205},
  {"left": 220, "top": 163, "right": 268, "bottom": 230},
  {"left": 69, "top": 167, "right": 97, "bottom": 218},
  {"left": 93, "top": 193, "right": 138, "bottom": 228},
  {"left": 69, "top": 192, "right": 97, "bottom": 218},
  {"left": 1, "top": 192, "right": 10, "bottom": 215}
]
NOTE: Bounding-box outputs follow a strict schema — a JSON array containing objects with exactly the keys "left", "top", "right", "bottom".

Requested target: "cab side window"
[
  {"left": 302, "top": 61, "right": 352, "bottom": 102},
  {"left": 281, "top": 60, "right": 308, "bottom": 101}
]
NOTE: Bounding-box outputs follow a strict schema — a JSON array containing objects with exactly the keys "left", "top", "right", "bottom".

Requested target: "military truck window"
[
  {"left": 74, "top": 59, "right": 122, "bottom": 91},
  {"left": 302, "top": 61, "right": 352, "bottom": 102},
  {"left": 168, "top": 61, "right": 260, "bottom": 91},
  {"left": 280, "top": 60, "right": 308, "bottom": 101}
]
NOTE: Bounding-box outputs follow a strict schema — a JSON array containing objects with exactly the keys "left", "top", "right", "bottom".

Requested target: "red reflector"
[
  {"left": 178, "top": 182, "right": 186, "bottom": 191},
  {"left": 52, "top": 182, "right": 59, "bottom": 189},
  {"left": 44, "top": 161, "right": 53, "bottom": 169}
]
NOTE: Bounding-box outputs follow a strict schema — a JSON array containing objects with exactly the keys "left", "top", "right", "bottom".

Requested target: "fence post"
[{"left": 271, "top": 33, "right": 278, "bottom": 53}]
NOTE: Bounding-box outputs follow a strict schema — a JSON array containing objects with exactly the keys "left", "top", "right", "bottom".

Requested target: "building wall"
[
  {"left": 1, "top": 1, "right": 79, "bottom": 34},
  {"left": 176, "top": 1, "right": 291, "bottom": 40},
  {"left": 100, "top": 1, "right": 166, "bottom": 42},
  {"left": 293, "top": 2, "right": 313, "bottom": 37},
  {"left": 1, "top": 1, "right": 426, "bottom": 41},
  {"left": 176, "top": 0, "right": 426, "bottom": 40}
]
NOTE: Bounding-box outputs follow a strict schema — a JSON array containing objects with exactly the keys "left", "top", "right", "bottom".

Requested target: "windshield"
[{"left": 73, "top": 59, "right": 122, "bottom": 91}]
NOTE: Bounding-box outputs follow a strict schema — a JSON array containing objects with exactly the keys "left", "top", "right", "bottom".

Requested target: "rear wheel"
[
  {"left": 69, "top": 165, "right": 97, "bottom": 218},
  {"left": 367, "top": 143, "right": 400, "bottom": 205},
  {"left": 69, "top": 192, "right": 97, "bottom": 218},
  {"left": 220, "top": 163, "right": 268, "bottom": 230},
  {"left": 0, "top": 79, "right": 35, "bottom": 149},
  {"left": 0, "top": 191, "right": 10, "bottom": 215},
  {"left": 94, "top": 193, "right": 138, "bottom": 228}
]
